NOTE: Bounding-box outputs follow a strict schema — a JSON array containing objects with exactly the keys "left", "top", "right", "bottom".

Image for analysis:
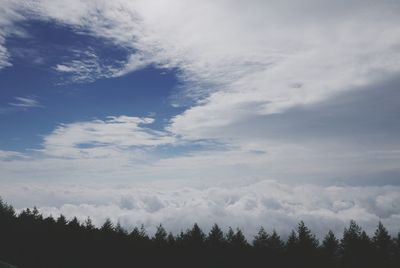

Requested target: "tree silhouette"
[
  {"left": 341, "top": 220, "right": 373, "bottom": 268},
  {"left": 372, "top": 222, "right": 393, "bottom": 267},
  {"left": 207, "top": 223, "right": 226, "bottom": 247},
  {"left": 153, "top": 224, "right": 168, "bottom": 244},
  {"left": 253, "top": 226, "right": 269, "bottom": 248},
  {"left": 321, "top": 230, "right": 340, "bottom": 268},
  {"left": 1, "top": 196, "right": 400, "bottom": 268},
  {"left": 226, "top": 227, "right": 248, "bottom": 247}
]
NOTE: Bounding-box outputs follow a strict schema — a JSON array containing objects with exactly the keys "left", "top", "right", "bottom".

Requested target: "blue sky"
[
  {"left": 1, "top": 0, "right": 400, "bottom": 237},
  {"left": 0, "top": 20, "right": 182, "bottom": 151}
]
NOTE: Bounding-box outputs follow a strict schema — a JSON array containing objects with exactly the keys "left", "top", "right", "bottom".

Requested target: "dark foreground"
[{"left": 1, "top": 198, "right": 400, "bottom": 268}]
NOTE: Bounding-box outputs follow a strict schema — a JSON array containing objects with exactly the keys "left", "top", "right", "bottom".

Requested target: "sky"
[{"left": 0, "top": 0, "right": 400, "bottom": 238}]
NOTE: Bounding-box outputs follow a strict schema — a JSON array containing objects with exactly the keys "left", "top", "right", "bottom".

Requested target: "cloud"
[
  {"left": 53, "top": 50, "right": 121, "bottom": 83},
  {"left": 1, "top": 180, "right": 399, "bottom": 238},
  {"left": 41, "top": 115, "right": 175, "bottom": 158},
  {"left": 19, "top": 1, "right": 399, "bottom": 143},
  {"left": 1, "top": 96, "right": 42, "bottom": 114},
  {"left": 0, "top": 1, "right": 399, "bottom": 237},
  {"left": 9, "top": 96, "right": 41, "bottom": 108},
  {"left": 0, "top": 150, "right": 27, "bottom": 160},
  {"left": 0, "top": 0, "right": 27, "bottom": 69}
]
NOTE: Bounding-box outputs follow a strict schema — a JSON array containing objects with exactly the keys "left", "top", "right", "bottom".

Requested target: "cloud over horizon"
[
  {"left": 1, "top": 180, "right": 399, "bottom": 239},
  {"left": 0, "top": 0, "right": 400, "bottom": 235}
]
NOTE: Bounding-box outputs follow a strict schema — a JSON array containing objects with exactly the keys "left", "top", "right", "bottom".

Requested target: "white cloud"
[
  {"left": 0, "top": 0, "right": 27, "bottom": 69},
  {"left": 21, "top": 0, "right": 400, "bottom": 143},
  {"left": 9, "top": 96, "right": 41, "bottom": 108},
  {"left": 41, "top": 116, "right": 175, "bottom": 158},
  {"left": 1, "top": 180, "right": 399, "bottom": 238},
  {"left": 53, "top": 50, "right": 122, "bottom": 83},
  {"left": 1, "top": 96, "right": 42, "bottom": 114},
  {"left": 0, "top": 0, "right": 399, "bottom": 236},
  {"left": 0, "top": 150, "right": 27, "bottom": 160}
]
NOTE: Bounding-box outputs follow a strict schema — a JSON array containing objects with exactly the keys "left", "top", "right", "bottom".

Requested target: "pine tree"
[
  {"left": 297, "top": 221, "right": 318, "bottom": 249},
  {"left": 286, "top": 230, "right": 298, "bottom": 251},
  {"left": 129, "top": 224, "right": 149, "bottom": 242},
  {"left": 167, "top": 232, "right": 176, "bottom": 244},
  {"left": 56, "top": 214, "right": 68, "bottom": 226},
  {"left": 267, "top": 230, "right": 284, "bottom": 252},
  {"left": 182, "top": 223, "right": 205, "bottom": 246},
  {"left": 227, "top": 228, "right": 248, "bottom": 248},
  {"left": 321, "top": 230, "right": 339, "bottom": 268},
  {"left": 153, "top": 224, "right": 167, "bottom": 244},
  {"left": 84, "top": 217, "right": 95, "bottom": 231},
  {"left": 373, "top": 222, "right": 393, "bottom": 252},
  {"left": 341, "top": 220, "right": 373, "bottom": 268},
  {"left": 207, "top": 224, "right": 226, "bottom": 247},
  {"left": 253, "top": 227, "right": 269, "bottom": 248},
  {"left": 115, "top": 222, "right": 127, "bottom": 236},
  {"left": 100, "top": 218, "right": 114, "bottom": 233},
  {"left": 68, "top": 217, "right": 81, "bottom": 230}
]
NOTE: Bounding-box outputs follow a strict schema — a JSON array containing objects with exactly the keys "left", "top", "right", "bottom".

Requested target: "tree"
[
  {"left": 68, "top": 217, "right": 81, "bottom": 230},
  {"left": 267, "top": 230, "right": 284, "bottom": 252},
  {"left": 297, "top": 221, "right": 319, "bottom": 249},
  {"left": 207, "top": 224, "right": 226, "bottom": 247},
  {"left": 0, "top": 198, "right": 15, "bottom": 219},
  {"left": 226, "top": 227, "right": 248, "bottom": 248},
  {"left": 341, "top": 220, "right": 373, "bottom": 268},
  {"left": 129, "top": 224, "right": 149, "bottom": 242},
  {"left": 115, "top": 222, "right": 127, "bottom": 236},
  {"left": 182, "top": 223, "right": 205, "bottom": 247},
  {"left": 321, "top": 230, "right": 339, "bottom": 268},
  {"left": 253, "top": 227, "right": 269, "bottom": 248},
  {"left": 153, "top": 224, "right": 167, "bottom": 244},
  {"left": 286, "top": 230, "right": 298, "bottom": 252},
  {"left": 84, "top": 217, "right": 95, "bottom": 231},
  {"left": 167, "top": 232, "right": 176, "bottom": 244},
  {"left": 373, "top": 222, "right": 393, "bottom": 251},
  {"left": 100, "top": 218, "right": 114, "bottom": 233},
  {"left": 56, "top": 214, "right": 68, "bottom": 226}
]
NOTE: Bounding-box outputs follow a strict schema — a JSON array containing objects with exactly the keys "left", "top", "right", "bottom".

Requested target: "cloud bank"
[{"left": 1, "top": 180, "right": 399, "bottom": 238}]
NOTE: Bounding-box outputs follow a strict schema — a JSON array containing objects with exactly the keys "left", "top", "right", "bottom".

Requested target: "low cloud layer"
[{"left": 1, "top": 180, "right": 399, "bottom": 239}]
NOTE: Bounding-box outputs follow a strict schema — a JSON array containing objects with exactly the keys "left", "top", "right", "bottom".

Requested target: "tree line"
[{"left": 1, "top": 197, "right": 400, "bottom": 268}]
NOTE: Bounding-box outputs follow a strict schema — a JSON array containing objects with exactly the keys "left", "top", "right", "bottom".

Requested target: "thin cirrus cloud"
[
  {"left": 0, "top": 96, "right": 42, "bottom": 114},
  {"left": 9, "top": 96, "right": 41, "bottom": 108}
]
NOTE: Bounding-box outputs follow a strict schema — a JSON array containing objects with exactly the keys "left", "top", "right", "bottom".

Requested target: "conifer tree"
[
  {"left": 267, "top": 230, "right": 284, "bottom": 252},
  {"left": 153, "top": 224, "right": 168, "bottom": 244},
  {"left": 115, "top": 222, "right": 127, "bottom": 236},
  {"left": 207, "top": 224, "right": 226, "bottom": 247},
  {"left": 253, "top": 227, "right": 269, "bottom": 248},
  {"left": 100, "top": 218, "right": 114, "bottom": 233},
  {"left": 321, "top": 230, "right": 339, "bottom": 268}
]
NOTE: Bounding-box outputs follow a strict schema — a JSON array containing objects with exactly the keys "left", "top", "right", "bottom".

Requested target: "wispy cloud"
[
  {"left": 41, "top": 115, "right": 175, "bottom": 158},
  {"left": 9, "top": 96, "right": 41, "bottom": 108},
  {"left": 53, "top": 50, "right": 120, "bottom": 83},
  {"left": 1, "top": 96, "right": 42, "bottom": 114}
]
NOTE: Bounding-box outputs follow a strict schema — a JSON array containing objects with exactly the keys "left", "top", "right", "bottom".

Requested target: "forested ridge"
[{"left": 1, "top": 197, "right": 399, "bottom": 268}]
